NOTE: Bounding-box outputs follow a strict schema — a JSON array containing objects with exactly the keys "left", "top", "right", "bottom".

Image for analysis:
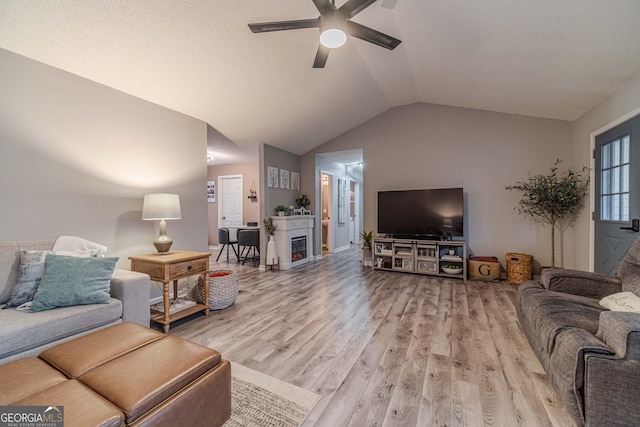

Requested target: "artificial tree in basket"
[{"left": 506, "top": 159, "right": 589, "bottom": 267}]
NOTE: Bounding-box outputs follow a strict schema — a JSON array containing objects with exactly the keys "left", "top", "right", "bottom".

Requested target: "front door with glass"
[{"left": 594, "top": 114, "right": 640, "bottom": 274}]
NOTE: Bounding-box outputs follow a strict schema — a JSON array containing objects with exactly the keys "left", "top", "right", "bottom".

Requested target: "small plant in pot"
[
  {"left": 361, "top": 230, "right": 373, "bottom": 248},
  {"left": 274, "top": 205, "right": 290, "bottom": 216},
  {"left": 506, "top": 159, "right": 589, "bottom": 267}
]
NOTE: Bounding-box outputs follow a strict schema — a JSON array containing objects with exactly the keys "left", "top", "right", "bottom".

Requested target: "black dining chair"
[
  {"left": 237, "top": 229, "right": 260, "bottom": 266},
  {"left": 216, "top": 228, "right": 239, "bottom": 262}
]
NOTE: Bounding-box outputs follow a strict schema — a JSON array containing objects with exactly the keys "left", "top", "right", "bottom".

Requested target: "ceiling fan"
[{"left": 248, "top": 0, "right": 401, "bottom": 68}]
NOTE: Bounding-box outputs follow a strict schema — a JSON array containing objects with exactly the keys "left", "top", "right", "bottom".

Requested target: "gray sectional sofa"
[
  {"left": 516, "top": 236, "right": 640, "bottom": 427},
  {"left": 0, "top": 239, "right": 150, "bottom": 365}
]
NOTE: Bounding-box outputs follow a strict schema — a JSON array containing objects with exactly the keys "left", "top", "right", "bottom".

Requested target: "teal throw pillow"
[
  {"left": 3, "top": 249, "right": 100, "bottom": 309},
  {"left": 30, "top": 254, "right": 118, "bottom": 312}
]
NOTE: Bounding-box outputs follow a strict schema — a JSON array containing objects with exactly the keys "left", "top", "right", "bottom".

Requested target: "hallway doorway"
[{"left": 321, "top": 172, "right": 333, "bottom": 254}]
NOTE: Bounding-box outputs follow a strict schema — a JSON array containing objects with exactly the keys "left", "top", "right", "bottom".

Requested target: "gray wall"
[
  {"left": 302, "top": 103, "right": 573, "bottom": 270},
  {"left": 261, "top": 144, "right": 302, "bottom": 212},
  {"left": 571, "top": 71, "right": 640, "bottom": 270},
  {"left": 258, "top": 143, "right": 302, "bottom": 261},
  {"left": 0, "top": 48, "right": 209, "bottom": 270}
]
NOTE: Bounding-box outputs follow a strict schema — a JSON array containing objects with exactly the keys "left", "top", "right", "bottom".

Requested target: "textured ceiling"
[{"left": 1, "top": 0, "right": 640, "bottom": 164}]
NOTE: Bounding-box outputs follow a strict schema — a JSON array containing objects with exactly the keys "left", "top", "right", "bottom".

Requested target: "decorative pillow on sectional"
[
  {"left": 599, "top": 291, "right": 640, "bottom": 313},
  {"left": 30, "top": 254, "right": 118, "bottom": 312},
  {"left": 2, "top": 249, "right": 100, "bottom": 309}
]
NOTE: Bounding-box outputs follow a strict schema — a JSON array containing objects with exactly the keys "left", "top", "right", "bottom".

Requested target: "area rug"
[{"left": 224, "top": 363, "right": 322, "bottom": 427}]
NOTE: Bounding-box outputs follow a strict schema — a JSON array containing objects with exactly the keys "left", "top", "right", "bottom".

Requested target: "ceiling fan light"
[{"left": 320, "top": 28, "right": 347, "bottom": 48}]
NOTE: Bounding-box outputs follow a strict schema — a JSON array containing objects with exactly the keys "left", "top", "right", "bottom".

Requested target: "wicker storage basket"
[
  {"left": 506, "top": 253, "right": 533, "bottom": 284},
  {"left": 196, "top": 270, "right": 239, "bottom": 310}
]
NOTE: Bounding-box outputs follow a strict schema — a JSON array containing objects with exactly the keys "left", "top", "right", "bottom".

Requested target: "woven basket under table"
[
  {"left": 196, "top": 270, "right": 239, "bottom": 310},
  {"left": 506, "top": 253, "right": 533, "bottom": 284}
]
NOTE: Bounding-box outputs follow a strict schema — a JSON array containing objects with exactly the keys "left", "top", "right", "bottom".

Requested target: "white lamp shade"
[
  {"left": 142, "top": 194, "right": 182, "bottom": 220},
  {"left": 320, "top": 28, "right": 347, "bottom": 48}
]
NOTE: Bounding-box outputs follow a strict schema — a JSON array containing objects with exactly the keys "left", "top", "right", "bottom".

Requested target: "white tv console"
[{"left": 372, "top": 237, "right": 467, "bottom": 281}]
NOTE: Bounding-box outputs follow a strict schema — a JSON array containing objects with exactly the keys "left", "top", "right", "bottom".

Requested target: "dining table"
[{"left": 224, "top": 224, "right": 260, "bottom": 241}]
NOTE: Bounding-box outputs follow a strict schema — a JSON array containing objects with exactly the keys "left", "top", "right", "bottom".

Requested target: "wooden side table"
[{"left": 129, "top": 250, "right": 210, "bottom": 333}]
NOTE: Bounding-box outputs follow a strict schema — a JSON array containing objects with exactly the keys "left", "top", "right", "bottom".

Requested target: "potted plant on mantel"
[
  {"left": 296, "top": 194, "right": 311, "bottom": 212},
  {"left": 274, "top": 205, "right": 290, "bottom": 216},
  {"left": 506, "top": 159, "right": 589, "bottom": 267}
]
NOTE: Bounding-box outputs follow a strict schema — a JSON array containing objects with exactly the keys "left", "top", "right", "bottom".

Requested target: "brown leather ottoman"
[{"left": 0, "top": 323, "right": 231, "bottom": 427}]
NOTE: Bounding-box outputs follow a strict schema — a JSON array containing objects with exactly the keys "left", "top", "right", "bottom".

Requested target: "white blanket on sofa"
[{"left": 53, "top": 236, "right": 108, "bottom": 255}]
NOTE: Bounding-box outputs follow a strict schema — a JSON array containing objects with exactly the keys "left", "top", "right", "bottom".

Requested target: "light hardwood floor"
[{"left": 171, "top": 247, "right": 575, "bottom": 427}]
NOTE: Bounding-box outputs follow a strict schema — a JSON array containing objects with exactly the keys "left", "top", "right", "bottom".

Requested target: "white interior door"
[{"left": 219, "top": 175, "right": 243, "bottom": 239}]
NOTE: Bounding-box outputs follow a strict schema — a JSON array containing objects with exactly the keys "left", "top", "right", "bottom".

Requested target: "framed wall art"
[
  {"left": 267, "top": 166, "right": 279, "bottom": 188},
  {"left": 291, "top": 171, "right": 300, "bottom": 191},
  {"left": 207, "top": 181, "right": 215, "bottom": 203},
  {"left": 280, "top": 169, "right": 290, "bottom": 190}
]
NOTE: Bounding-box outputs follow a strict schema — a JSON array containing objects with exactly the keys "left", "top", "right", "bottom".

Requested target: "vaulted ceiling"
[{"left": 2, "top": 1, "right": 640, "bottom": 164}]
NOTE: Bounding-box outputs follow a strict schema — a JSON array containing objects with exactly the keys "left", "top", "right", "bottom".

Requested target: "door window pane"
[
  {"left": 602, "top": 169, "right": 611, "bottom": 194},
  {"left": 600, "top": 134, "right": 630, "bottom": 222},
  {"left": 622, "top": 135, "right": 630, "bottom": 163},
  {"left": 602, "top": 195, "right": 611, "bottom": 221},
  {"left": 622, "top": 164, "right": 630, "bottom": 192},
  {"left": 612, "top": 195, "right": 620, "bottom": 221},
  {"left": 602, "top": 144, "right": 610, "bottom": 169},
  {"left": 622, "top": 194, "right": 630, "bottom": 221},
  {"left": 612, "top": 139, "right": 621, "bottom": 166}
]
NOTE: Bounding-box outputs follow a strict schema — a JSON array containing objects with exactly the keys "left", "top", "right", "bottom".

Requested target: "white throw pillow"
[{"left": 599, "top": 291, "right": 640, "bottom": 313}]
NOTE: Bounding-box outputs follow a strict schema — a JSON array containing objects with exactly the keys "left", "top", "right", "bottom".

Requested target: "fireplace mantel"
[{"left": 271, "top": 215, "right": 315, "bottom": 270}]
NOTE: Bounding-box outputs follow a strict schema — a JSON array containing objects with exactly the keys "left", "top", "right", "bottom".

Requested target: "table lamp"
[{"left": 142, "top": 193, "right": 182, "bottom": 254}]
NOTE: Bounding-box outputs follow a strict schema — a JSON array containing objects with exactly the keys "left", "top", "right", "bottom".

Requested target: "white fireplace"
[{"left": 271, "top": 215, "right": 315, "bottom": 270}]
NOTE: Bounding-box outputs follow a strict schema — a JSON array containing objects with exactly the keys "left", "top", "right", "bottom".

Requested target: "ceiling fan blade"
[
  {"left": 312, "top": 0, "right": 335, "bottom": 14},
  {"left": 313, "top": 45, "right": 330, "bottom": 68},
  {"left": 345, "top": 20, "right": 401, "bottom": 49},
  {"left": 248, "top": 18, "right": 318, "bottom": 33},
  {"left": 338, "top": 0, "right": 378, "bottom": 19}
]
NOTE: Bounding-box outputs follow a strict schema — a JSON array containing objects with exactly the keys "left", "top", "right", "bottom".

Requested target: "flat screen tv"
[{"left": 377, "top": 188, "right": 464, "bottom": 240}]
